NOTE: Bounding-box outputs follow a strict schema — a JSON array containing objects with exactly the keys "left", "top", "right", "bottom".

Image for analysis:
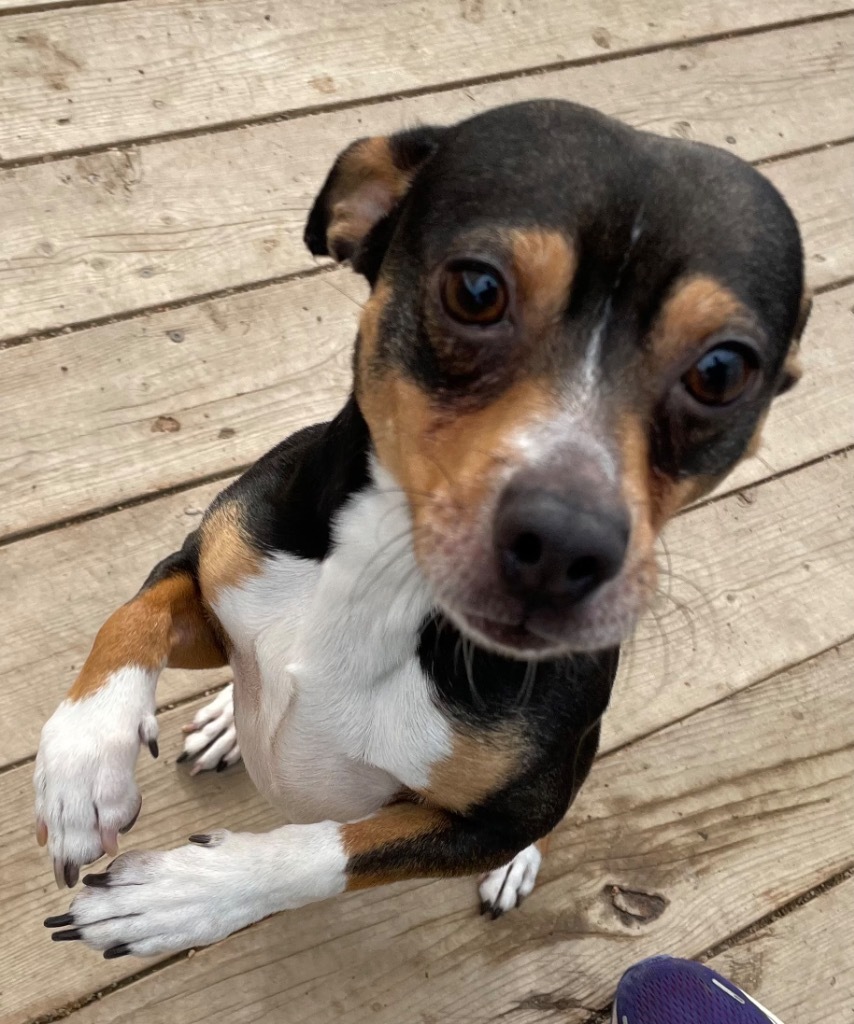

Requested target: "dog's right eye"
[{"left": 441, "top": 261, "right": 508, "bottom": 326}]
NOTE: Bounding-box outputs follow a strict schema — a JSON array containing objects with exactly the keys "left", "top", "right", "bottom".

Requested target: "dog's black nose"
[{"left": 495, "top": 487, "right": 629, "bottom": 606}]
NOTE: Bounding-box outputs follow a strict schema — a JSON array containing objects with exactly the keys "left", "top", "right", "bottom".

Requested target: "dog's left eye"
[
  {"left": 441, "top": 262, "right": 508, "bottom": 326},
  {"left": 682, "top": 342, "right": 759, "bottom": 406}
]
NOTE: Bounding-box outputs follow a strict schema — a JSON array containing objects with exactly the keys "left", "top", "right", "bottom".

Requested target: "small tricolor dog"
[{"left": 36, "top": 100, "right": 809, "bottom": 958}]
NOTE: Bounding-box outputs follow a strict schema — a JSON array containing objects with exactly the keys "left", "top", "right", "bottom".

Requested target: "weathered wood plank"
[
  {"left": 1, "top": 18, "right": 851, "bottom": 341},
  {"left": 0, "top": 273, "right": 355, "bottom": 539},
  {"left": 1, "top": 147, "right": 852, "bottom": 540},
  {"left": 1, "top": 0, "right": 849, "bottom": 161},
  {"left": 707, "top": 877, "right": 854, "bottom": 1024},
  {"left": 603, "top": 451, "right": 854, "bottom": 751},
  {"left": 4, "top": 634, "right": 851, "bottom": 1024}
]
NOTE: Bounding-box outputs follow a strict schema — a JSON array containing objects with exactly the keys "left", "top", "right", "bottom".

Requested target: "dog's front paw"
[
  {"left": 44, "top": 822, "right": 350, "bottom": 957},
  {"left": 34, "top": 668, "right": 159, "bottom": 888},
  {"left": 45, "top": 831, "right": 265, "bottom": 958}
]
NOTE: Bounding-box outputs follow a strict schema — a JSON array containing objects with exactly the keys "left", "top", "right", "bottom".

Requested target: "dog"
[{"left": 35, "top": 99, "right": 809, "bottom": 959}]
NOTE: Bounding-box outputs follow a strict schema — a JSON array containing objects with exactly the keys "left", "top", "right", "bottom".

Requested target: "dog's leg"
[
  {"left": 179, "top": 684, "right": 241, "bottom": 774},
  {"left": 35, "top": 553, "right": 226, "bottom": 888},
  {"left": 45, "top": 802, "right": 546, "bottom": 957}
]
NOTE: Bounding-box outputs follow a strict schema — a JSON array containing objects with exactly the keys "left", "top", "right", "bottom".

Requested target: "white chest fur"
[{"left": 211, "top": 464, "right": 454, "bottom": 823}]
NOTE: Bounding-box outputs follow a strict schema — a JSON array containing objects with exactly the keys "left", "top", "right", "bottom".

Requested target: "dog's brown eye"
[
  {"left": 441, "top": 262, "right": 508, "bottom": 325},
  {"left": 683, "top": 343, "right": 758, "bottom": 406}
]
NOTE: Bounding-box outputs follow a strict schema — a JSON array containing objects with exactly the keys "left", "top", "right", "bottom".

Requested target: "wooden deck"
[{"left": 1, "top": 2, "right": 852, "bottom": 1021}]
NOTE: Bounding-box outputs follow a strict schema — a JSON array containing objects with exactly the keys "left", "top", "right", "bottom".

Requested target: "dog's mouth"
[
  {"left": 455, "top": 611, "right": 553, "bottom": 656},
  {"left": 439, "top": 566, "right": 649, "bottom": 660}
]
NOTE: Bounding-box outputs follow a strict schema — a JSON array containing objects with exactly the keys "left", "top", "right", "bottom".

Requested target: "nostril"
[{"left": 511, "top": 531, "right": 542, "bottom": 566}]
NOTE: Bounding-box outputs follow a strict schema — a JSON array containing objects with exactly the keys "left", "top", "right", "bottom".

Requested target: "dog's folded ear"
[
  {"left": 304, "top": 125, "right": 446, "bottom": 270},
  {"left": 776, "top": 288, "right": 813, "bottom": 395}
]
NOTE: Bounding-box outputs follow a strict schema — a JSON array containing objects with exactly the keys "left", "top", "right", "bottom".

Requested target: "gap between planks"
[
  {"left": 3, "top": 15, "right": 852, "bottom": 345},
  {"left": 2, "top": 133, "right": 851, "bottom": 355},
  {"left": 1, "top": 6, "right": 852, "bottom": 169},
  {"left": 3, "top": 264, "right": 852, "bottom": 551}
]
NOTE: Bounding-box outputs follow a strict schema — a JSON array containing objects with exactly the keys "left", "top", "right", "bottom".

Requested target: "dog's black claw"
[
  {"left": 148, "top": 739, "right": 159, "bottom": 759},
  {"left": 44, "top": 913, "right": 75, "bottom": 929},
  {"left": 82, "top": 872, "right": 111, "bottom": 888},
  {"left": 104, "top": 943, "right": 131, "bottom": 959},
  {"left": 64, "top": 863, "right": 79, "bottom": 888},
  {"left": 479, "top": 899, "right": 491, "bottom": 917},
  {"left": 188, "top": 833, "right": 211, "bottom": 845},
  {"left": 215, "top": 759, "right": 228, "bottom": 773},
  {"left": 51, "top": 928, "right": 82, "bottom": 942},
  {"left": 176, "top": 751, "right": 190, "bottom": 764},
  {"left": 490, "top": 905, "right": 504, "bottom": 921}
]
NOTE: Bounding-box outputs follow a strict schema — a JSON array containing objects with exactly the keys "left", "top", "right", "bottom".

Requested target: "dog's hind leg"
[
  {"left": 478, "top": 836, "right": 550, "bottom": 918},
  {"left": 179, "top": 684, "right": 240, "bottom": 774}
]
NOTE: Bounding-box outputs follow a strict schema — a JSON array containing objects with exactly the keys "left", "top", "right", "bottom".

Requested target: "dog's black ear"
[
  {"left": 304, "top": 125, "right": 446, "bottom": 268},
  {"left": 776, "top": 289, "right": 812, "bottom": 395}
]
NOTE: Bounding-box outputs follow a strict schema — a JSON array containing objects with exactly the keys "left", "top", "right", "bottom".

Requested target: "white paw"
[
  {"left": 478, "top": 843, "right": 543, "bottom": 919},
  {"left": 45, "top": 823, "right": 348, "bottom": 958},
  {"left": 45, "top": 833, "right": 258, "bottom": 957},
  {"left": 34, "top": 668, "right": 158, "bottom": 888},
  {"left": 179, "top": 684, "right": 240, "bottom": 774}
]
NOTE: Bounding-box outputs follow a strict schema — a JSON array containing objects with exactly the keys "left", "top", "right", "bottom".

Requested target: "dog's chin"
[
  {"left": 452, "top": 611, "right": 556, "bottom": 658},
  {"left": 440, "top": 587, "right": 643, "bottom": 661},
  {"left": 441, "top": 605, "right": 625, "bottom": 661}
]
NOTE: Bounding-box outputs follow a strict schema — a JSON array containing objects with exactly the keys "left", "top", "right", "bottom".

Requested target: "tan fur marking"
[
  {"left": 778, "top": 345, "right": 803, "bottom": 394},
  {"left": 356, "top": 277, "right": 392, "bottom": 379},
  {"left": 509, "top": 227, "right": 577, "bottom": 330},
  {"left": 361, "top": 373, "right": 557, "bottom": 563},
  {"left": 342, "top": 804, "right": 450, "bottom": 889},
  {"left": 68, "top": 574, "right": 225, "bottom": 702},
  {"left": 423, "top": 727, "right": 522, "bottom": 813},
  {"left": 617, "top": 412, "right": 717, "bottom": 544},
  {"left": 793, "top": 288, "right": 813, "bottom": 342},
  {"left": 744, "top": 408, "right": 770, "bottom": 460},
  {"left": 651, "top": 275, "right": 750, "bottom": 365},
  {"left": 326, "top": 137, "right": 412, "bottom": 259},
  {"left": 198, "top": 502, "right": 261, "bottom": 602}
]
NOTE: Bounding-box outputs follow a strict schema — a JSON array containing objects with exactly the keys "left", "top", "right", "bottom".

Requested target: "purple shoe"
[{"left": 613, "top": 955, "right": 784, "bottom": 1023}]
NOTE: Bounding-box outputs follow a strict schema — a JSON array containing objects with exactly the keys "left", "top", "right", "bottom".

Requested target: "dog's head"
[{"left": 306, "top": 100, "right": 810, "bottom": 659}]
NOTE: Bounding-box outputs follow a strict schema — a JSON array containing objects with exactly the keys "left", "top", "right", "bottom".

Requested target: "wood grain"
[
  {"left": 1, "top": 18, "right": 851, "bottom": 341},
  {"left": 707, "top": 877, "right": 854, "bottom": 1024},
  {"left": 1, "top": 147, "right": 852, "bottom": 540},
  {"left": 3, "top": 637, "right": 850, "bottom": 1024},
  {"left": 603, "top": 451, "right": 854, "bottom": 751},
  {"left": 1, "top": 0, "right": 849, "bottom": 160}
]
